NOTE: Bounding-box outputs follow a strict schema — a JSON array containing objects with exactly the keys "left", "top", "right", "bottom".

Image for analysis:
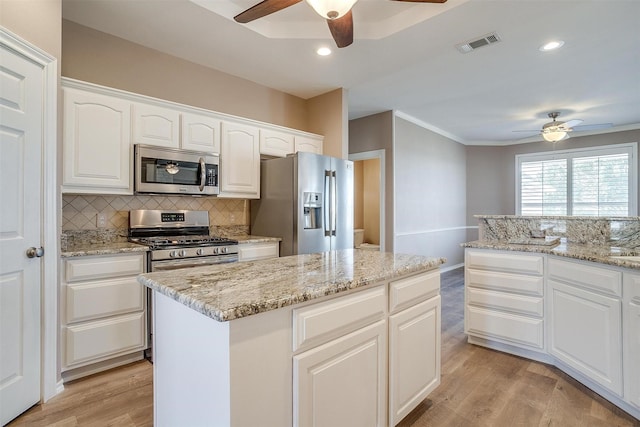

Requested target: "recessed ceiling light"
[
  {"left": 317, "top": 47, "right": 332, "bottom": 56},
  {"left": 539, "top": 40, "right": 565, "bottom": 51}
]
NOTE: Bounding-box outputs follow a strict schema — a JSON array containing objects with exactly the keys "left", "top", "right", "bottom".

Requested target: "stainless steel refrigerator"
[{"left": 251, "top": 152, "right": 354, "bottom": 256}]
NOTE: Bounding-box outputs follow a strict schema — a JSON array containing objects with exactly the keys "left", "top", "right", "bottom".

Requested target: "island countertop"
[{"left": 137, "top": 249, "right": 445, "bottom": 322}]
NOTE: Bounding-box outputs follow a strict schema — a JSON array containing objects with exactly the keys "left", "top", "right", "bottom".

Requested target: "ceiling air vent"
[{"left": 456, "top": 32, "right": 501, "bottom": 54}]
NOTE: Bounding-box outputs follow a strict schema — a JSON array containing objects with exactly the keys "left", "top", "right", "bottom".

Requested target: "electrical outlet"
[
  {"left": 230, "top": 214, "right": 236, "bottom": 223},
  {"left": 96, "top": 213, "right": 107, "bottom": 228}
]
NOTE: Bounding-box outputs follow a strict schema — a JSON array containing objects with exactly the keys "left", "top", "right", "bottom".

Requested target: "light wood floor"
[{"left": 9, "top": 268, "right": 640, "bottom": 426}]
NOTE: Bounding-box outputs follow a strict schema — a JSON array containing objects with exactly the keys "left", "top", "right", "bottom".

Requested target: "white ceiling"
[{"left": 62, "top": 0, "right": 640, "bottom": 145}]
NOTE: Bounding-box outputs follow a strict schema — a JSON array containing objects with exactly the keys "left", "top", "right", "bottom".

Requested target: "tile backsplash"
[{"left": 62, "top": 194, "right": 250, "bottom": 231}]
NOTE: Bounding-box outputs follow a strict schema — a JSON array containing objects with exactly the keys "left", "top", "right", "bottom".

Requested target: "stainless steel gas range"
[{"left": 128, "top": 209, "right": 238, "bottom": 272}]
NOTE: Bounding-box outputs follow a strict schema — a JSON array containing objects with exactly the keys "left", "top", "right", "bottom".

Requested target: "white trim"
[
  {"left": 515, "top": 142, "right": 638, "bottom": 216},
  {"left": 395, "top": 226, "right": 474, "bottom": 237},
  {"left": 0, "top": 27, "right": 60, "bottom": 402},
  {"left": 394, "top": 110, "right": 464, "bottom": 144},
  {"left": 440, "top": 262, "right": 464, "bottom": 273},
  {"left": 348, "top": 149, "right": 386, "bottom": 252}
]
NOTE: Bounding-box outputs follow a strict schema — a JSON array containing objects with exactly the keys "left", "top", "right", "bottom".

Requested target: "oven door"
[
  {"left": 135, "top": 144, "right": 219, "bottom": 195},
  {"left": 150, "top": 254, "right": 237, "bottom": 272}
]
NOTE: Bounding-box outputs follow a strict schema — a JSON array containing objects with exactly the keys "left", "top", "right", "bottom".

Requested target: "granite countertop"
[
  {"left": 138, "top": 249, "right": 446, "bottom": 322},
  {"left": 61, "top": 241, "right": 150, "bottom": 258},
  {"left": 463, "top": 240, "right": 640, "bottom": 270},
  {"left": 233, "top": 235, "right": 282, "bottom": 244}
]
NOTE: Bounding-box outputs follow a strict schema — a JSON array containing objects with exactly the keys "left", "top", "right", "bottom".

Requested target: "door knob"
[{"left": 26, "top": 247, "right": 44, "bottom": 258}]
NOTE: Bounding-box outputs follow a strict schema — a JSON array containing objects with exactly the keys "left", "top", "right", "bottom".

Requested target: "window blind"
[{"left": 516, "top": 143, "right": 637, "bottom": 216}]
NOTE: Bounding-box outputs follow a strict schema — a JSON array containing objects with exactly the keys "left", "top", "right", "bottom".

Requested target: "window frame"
[{"left": 515, "top": 142, "right": 638, "bottom": 216}]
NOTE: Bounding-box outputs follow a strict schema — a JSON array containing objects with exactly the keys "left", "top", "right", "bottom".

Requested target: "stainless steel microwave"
[{"left": 134, "top": 145, "right": 219, "bottom": 195}]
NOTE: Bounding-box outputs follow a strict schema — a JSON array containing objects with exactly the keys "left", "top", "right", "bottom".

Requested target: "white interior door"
[{"left": 0, "top": 41, "right": 44, "bottom": 425}]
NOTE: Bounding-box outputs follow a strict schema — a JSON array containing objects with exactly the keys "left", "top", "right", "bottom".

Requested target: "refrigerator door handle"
[
  {"left": 331, "top": 170, "right": 337, "bottom": 236},
  {"left": 324, "top": 170, "right": 332, "bottom": 237}
]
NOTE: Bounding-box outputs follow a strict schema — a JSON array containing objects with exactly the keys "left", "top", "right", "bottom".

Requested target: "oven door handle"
[
  {"left": 199, "top": 157, "right": 206, "bottom": 192},
  {"left": 151, "top": 255, "right": 238, "bottom": 271}
]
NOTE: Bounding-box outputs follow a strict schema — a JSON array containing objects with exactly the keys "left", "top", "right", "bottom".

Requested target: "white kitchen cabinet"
[
  {"left": 295, "top": 135, "right": 323, "bottom": 154},
  {"left": 132, "top": 102, "right": 180, "bottom": 148},
  {"left": 238, "top": 241, "right": 279, "bottom": 262},
  {"left": 464, "top": 249, "right": 545, "bottom": 352},
  {"left": 62, "top": 87, "right": 132, "bottom": 194},
  {"left": 623, "top": 272, "right": 640, "bottom": 409},
  {"left": 260, "top": 128, "right": 295, "bottom": 157},
  {"left": 293, "top": 320, "right": 386, "bottom": 427},
  {"left": 388, "top": 271, "right": 441, "bottom": 426},
  {"left": 181, "top": 112, "right": 220, "bottom": 153},
  {"left": 220, "top": 121, "right": 261, "bottom": 198},
  {"left": 61, "top": 253, "right": 147, "bottom": 381}
]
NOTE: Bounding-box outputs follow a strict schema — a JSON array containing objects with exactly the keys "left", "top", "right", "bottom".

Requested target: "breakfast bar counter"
[{"left": 138, "top": 249, "right": 446, "bottom": 427}]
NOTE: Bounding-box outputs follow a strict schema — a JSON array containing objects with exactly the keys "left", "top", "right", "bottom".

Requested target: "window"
[{"left": 516, "top": 143, "right": 637, "bottom": 216}]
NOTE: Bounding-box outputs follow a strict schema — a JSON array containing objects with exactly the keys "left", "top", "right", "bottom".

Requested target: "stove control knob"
[
  {"left": 221, "top": 247, "right": 228, "bottom": 254},
  {"left": 213, "top": 247, "right": 219, "bottom": 254},
  {"left": 196, "top": 248, "right": 205, "bottom": 256},
  {"left": 179, "top": 250, "right": 187, "bottom": 257},
  {"left": 169, "top": 250, "right": 177, "bottom": 258}
]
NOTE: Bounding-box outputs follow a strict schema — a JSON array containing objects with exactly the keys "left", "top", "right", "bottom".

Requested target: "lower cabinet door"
[
  {"left": 389, "top": 296, "right": 441, "bottom": 426},
  {"left": 549, "top": 279, "right": 623, "bottom": 396},
  {"left": 64, "top": 312, "right": 146, "bottom": 369},
  {"left": 293, "top": 320, "right": 386, "bottom": 427}
]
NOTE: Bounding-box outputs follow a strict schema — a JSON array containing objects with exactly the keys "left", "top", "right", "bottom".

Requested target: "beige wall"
[
  {"left": 349, "top": 111, "right": 395, "bottom": 251},
  {"left": 62, "top": 20, "right": 309, "bottom": 131},
  {"left": 1, "top": 0, "right": 61, "bottom": 59},
  {"left": 363, "top": 159, "right": 381, "bottom": 245},
  {"left": 466, "top": 129, "right": 640, "bottom": 227},
  {"left": 354, "top": 161, "right": 364, "bottom": 229},
  {"left": 307, "top": 88, "right": 348, "bottom": 158},
  {"left": 353, "top": 159, "right": 381, "bottom": 245}
]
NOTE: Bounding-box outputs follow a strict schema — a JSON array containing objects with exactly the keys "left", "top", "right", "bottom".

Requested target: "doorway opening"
[{"left": 349, "top": 150, "right": 385, "bottom": 252}]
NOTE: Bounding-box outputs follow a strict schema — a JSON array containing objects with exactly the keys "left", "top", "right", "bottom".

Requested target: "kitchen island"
[{"left": 138, "top": 249, "right": 446, "bottom": 427}]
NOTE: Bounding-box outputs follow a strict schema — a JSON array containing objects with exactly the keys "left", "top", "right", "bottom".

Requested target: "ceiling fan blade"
[
  {"left": 234, "top": 0, "right": 302, "bottom": 23},
  {"left": 390, "top": 0, "right": 448, "bottom": 3},
  {"left": 572, "top": 123, "right": 613, "bottom": 132},
  {"left": 563, "top": 119, "right": 584, "bottom": 128},
  {"left": 327, "top": 10, "right": 353, "bottom": 48}
]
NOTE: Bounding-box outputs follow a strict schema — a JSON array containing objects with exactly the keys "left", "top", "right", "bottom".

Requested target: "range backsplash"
[{"left": 62, "top": 195, "right": 250, "bottom": 247}]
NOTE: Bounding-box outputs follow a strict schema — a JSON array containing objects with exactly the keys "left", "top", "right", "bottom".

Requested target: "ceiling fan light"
[
  {"left": 305, "top": 0, "right": 357, "bottom": 20},
  {"left": 542, "top": 130, "right": 569, "bottom": 142}
]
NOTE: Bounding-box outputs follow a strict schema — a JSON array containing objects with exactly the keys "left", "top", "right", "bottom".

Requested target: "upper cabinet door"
[
  {"left": 220, "top": 121, "right": 260, "bottom": 198},
  {"left": 181, "top": 112, "right": 220, "bottom": 154},
  {"left": 132, "top": 103, "right": 179, "bottom": 148},
  {"left": 62, "top": 88, "right": 132, "bottom": 194},
  {"left": 260, "top": 129, "right": 294, "bottom": 157},
  {"left": 295, "top": 135, "right": 323, "bottom": 154}
]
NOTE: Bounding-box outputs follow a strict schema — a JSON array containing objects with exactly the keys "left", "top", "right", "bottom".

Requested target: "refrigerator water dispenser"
[{"left": 303, "top": 192, "right": 322, "bottom": 229}]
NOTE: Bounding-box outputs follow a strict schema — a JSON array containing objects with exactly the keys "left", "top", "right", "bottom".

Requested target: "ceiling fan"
[
  {"left": 234, "top": 0, "right": 448, "bottom": 48},
  {"left": 514, "top": 112, "right": 613, "bottom": 142}
]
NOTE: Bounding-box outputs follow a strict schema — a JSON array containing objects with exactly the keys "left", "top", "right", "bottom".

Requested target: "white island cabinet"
[
  {"left": 141, "top": 250, "right": 445, "bottom": 427},
  {"left": 623, "top": 272, "right": 640, "bottom": 409}
]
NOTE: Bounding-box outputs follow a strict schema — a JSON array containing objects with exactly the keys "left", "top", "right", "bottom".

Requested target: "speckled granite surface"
[
  {"left": 463, "top": 239, "right": 640, "bottom": 270},
  {"left": 234, "top": 235, "right": 281, "bottom": 244},
  {"left": 61, "top": 241, "right": 150, "bottom": 258},
  {"left": 138, "top": 249, "right": 446, "bottom": 322},
  {"left": 476, "top": 215, "right": 640, "bottom": 248}
]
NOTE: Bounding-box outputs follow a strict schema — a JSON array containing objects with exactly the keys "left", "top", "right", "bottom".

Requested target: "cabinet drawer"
[
  {"left": 66, "top": 277, "right": 144, "bottom": 323},
  {"left": 65, "top": 254, "right": 144, "bottom": 282},
  {"left": 467, "top": 288, "right": 543, "bottom": 317},
  {"left": 389, "top": 271, "right": 439, "bottom": 313},
  {"left": 466, "top": 306, "right": 544, "bottom": 350},
  {"left": 548, "top": 257, "right": 622, "bottom": 297},
  {"left": 467, "top": 269, "right": 544, "bottom": 297},
  {"left": 63, "top": 312, "right": 146, "bottom": 369},
  {"left": 238, "top": 242, "right": 279, "bottom": 262},
  {"left": 293, "top": 286, "right": 386, "bottom": 351},
  {"left": 466, "top": 250, "right": 544, "bottom": 276}
]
